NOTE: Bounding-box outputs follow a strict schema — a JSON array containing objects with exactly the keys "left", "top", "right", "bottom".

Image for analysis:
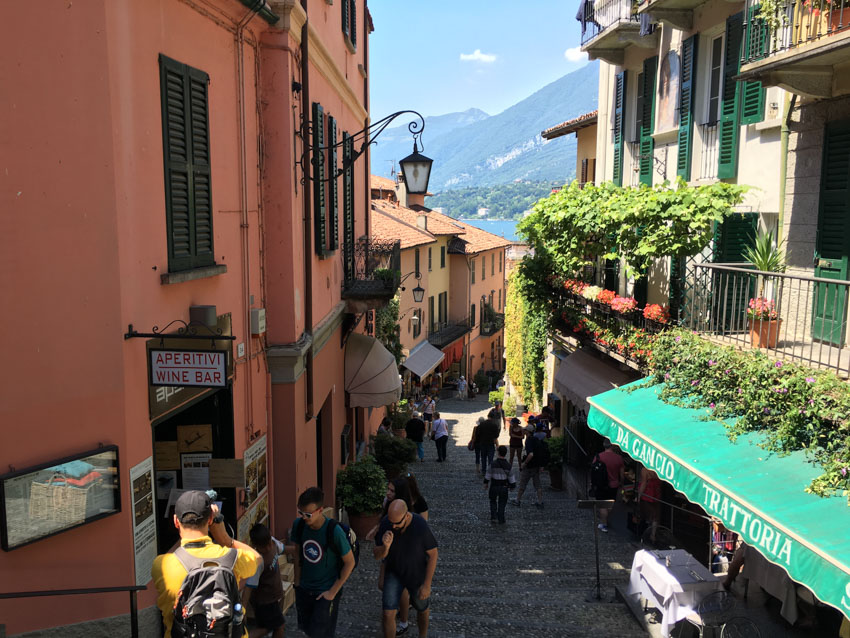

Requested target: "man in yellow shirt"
[{"left": 151, "top": 490, "right": 260, "bottom": 636}]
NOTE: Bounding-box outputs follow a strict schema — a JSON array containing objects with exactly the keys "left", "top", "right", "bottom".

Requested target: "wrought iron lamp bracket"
[{"left": 124, "top": 320, "right": 236, "bottom": 346}]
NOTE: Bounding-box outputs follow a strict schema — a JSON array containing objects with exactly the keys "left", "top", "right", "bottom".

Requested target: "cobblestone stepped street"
[{"left": 284, "top": 395, "right": 647, "bottom": 638}]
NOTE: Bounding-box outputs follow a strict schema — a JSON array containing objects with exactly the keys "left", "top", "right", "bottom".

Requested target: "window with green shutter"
[
  {"left": 342, "top": 132, "right": 355, "bottom": 281},
  {"left": 718, "top": 12, "right": 744, "bottom": 179},
  {"left": 740, "top": 5, "right": 767, "bottom": 124},
  {"left": 312, "top": 102, "right": 327, "bottom": 256},
  {"left": 639, "top": 56, "right": 658, "bottom": 186},
  {"left": 327, "top": 115, "right": 339, "bottom": 252},
  {"left": 159, "top": 54, "right": 215, "bottom": 273},
  {"left": 343, "top": 0, "right": 356, "bottom": 49},
  {"left": 612, "top": 71, "right": 627, "bottom": 187},
  {"left": 440, "top": 245, "right": 446, "bottom": 268},
  {"left": 677, "top": 35, "right": 698, "bottom": 181}
]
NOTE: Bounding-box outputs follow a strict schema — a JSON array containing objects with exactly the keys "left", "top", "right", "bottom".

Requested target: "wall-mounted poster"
[
  {"left": 657, "top": 50, "right": 681, "bottom": 132},
  {"left": 181, "top": 453, "right": 212, "bottom": 491},
  {"left": 243, "top": 436, "right": 267, "bottom": 509},
  {"left": 0, "top": 446, "right": 120, "bottom": 551},
  {"left": 237, "top": 492, "right": 269, "bottom": 544},
  {"left": 130, "top": 457, "right": 157, "bottom": 586}
]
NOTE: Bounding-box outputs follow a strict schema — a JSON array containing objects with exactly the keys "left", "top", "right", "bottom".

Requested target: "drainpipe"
[
  {"left": 777, "top": 92, "right": 796, "bottom": 242},
  {"left": 362, "top": 2, "right": 370, "bottom": 238},
  {"left": 301, "top": 0, "right": 314, "bottom": 419},
  {"left": 235, "top": 2, "right": 262, "bottom": 442}
]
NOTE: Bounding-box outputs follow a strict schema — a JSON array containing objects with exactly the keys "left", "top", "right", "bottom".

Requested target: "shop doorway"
[{"left": 152, "top": 387, "right": 235, "bottom": 553}]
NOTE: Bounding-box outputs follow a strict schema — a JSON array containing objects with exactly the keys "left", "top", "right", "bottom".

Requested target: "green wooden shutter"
[
  {"left": 639, "top": 56, "right": 657, "bottom": 186},
  {"left": 312, "top": 102, "right": 326, "bottom": 256},
  {"left": 159, "top": 54, "right": 214, "bottom": 272},
  {"left": 718, "top": 13, "right": 744, "bottom": 179},
  {"left": 349, "top": 0, "right": 357, "bottom": 47},
  {"left": 342, "top": 132, "right": 355, "bottom": 282},
  {"left": 327, "top": 115, "right": 339, "bottom": 251},
  {"left": 676, "top": 35, "right": 698, "bottom": 180},
  {"left": 613, "top": 71, "right": 627, "bottom": 187},
  {"left": 740, "top": 6, "right": 767, "bottom": 125},
  {"left": 341, "top": 0, "right": 349, "bottom": 38}
]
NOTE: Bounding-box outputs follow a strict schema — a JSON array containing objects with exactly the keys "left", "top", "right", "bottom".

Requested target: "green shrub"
[
  {"left": 372, "top": 432, "right": 417, "bottom": 479},
  {"left": 336, "top": 455, "right": 386, "bottom": 515},
  {"left": 474, "top": 370, "right": 489, "bottom": 393},
  {"left": 489, "top": 389, "right": 505, "bottom": 405},
  {"left": 503, "top": 395, "right": 517, "bottom": 417},
  {"left": 545, "top": 436, "right": 566, "bottom": 472},
  {"left": 387, "top": 401, "right": 412, "bottom": 430}
]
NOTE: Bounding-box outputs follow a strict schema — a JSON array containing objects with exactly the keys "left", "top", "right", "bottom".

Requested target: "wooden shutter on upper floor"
[
  {"left": 343, "top": 132, "right": 355, "bottom": 282},
  {"left": 327, "top": 115, "right": 339, "bottom": 251},
  {"left": 581, "top": 158, "right": 589, "bottom": 185},
  {"left": 741, "top": 5, "right": 767, "bottom": 125},
  {"left": 718, "top": 12, "right": 744, "bottom": 179},
  {"left": 349, "top": 0, "right": 357, "bottom": 48},
  {"left": 312, "top": 102, "right": 327, "bottom": 256},
  {"left": 342, "top": 0, "right": 349, "bottom": 38},
  {"left": 676, "top": 35, "right": 698, "bottom": 181},
  {"left": 159, "top": 54, "right": 214, "bottom": 273},
  {"left": 613, "top": 71, "right": 627, "bottom": 187},
  {"left": 639, "top": 56, "right": 658, "bottom": 186}
]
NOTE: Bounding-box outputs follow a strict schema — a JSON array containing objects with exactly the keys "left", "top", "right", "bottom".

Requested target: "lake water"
[{"left": 459, "top": 218, "right": 521, "bottom": 242}]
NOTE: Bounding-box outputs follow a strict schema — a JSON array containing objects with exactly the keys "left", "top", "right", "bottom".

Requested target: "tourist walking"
[
  {"left": 484, "top": 445, "right": 515, "bottom": 523},
  {"left": 476, "top": 415, "right": 501, "bottom": 476},
  {"left": 406, "top": 473, "right": 429, "bottom": 520},
  {"left": 405, "top": 412, "right": 427, "bottom": 462},
  {"left": 431, "top": 412, "right": 449, "bottom": 462},
  {"left": 289, "top": 487, "right": 355, "bottom": 637},
  {"left": 374, "top": 500, "right": 439, "bottom": 638},
  {"left": 456, "top": 376, "right": 467, "bottom": 401},
  {"left": 511, "top": 424, "right": 545, "bottom": 508},
  {"left": 595, "top": 440, "right": 625, "bottom": 532},
  {"left": 488, "top": 399, "right": 506, "bottom": 430},
  {"left": 508, "top": 417, "right": 524, "bottom": 466},
  {"left": 421, "top": 395, "right": 436, "bottom": 426},
  {"left": 246, "top": 523, "right": 287, "bottom": 638}
]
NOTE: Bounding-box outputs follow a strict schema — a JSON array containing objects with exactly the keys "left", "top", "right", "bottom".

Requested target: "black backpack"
[
  {"left": 534, "top": 439, "right": 551, "bottom": 467},
  {"left": 293, "top": 518, "right": 360, "bottom": 568},
  {"left": 590, "top": 454, "right": 609, "bottom": 491},
  {"left": 171, "top": 545, "right": 243, "bottom": 638}
]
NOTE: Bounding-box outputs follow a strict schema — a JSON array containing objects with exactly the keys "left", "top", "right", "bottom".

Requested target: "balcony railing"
[
  {"left": 685, "top": 263, "right": 850, "bottom": 376},
  {"left": 580, "top": 0, "right": 640, "bottom": 45},
  {"left": 341, "top": 238, "right": 401, "bottom": 305},
  {"left": 427, "top": 317, "right": 471, "bottom": 349},
  {"left": 742, "top": 0, "right": 850, "bottom": 64},
  {"left": 480, "top": 312, "right": 505, "bottom": 337},
  {"left": 698, "top": 123, "right": 719, "bottom": 180}
]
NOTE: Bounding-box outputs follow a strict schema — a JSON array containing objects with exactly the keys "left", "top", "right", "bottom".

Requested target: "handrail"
[
  {"left": 698, "top": 262, "right": 850, "bottom": 286},
  {"left": 0, "top": 585, "right": 147, "bottom": 637}
]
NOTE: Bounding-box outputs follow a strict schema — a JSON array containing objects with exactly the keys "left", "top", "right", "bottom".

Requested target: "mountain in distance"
[
  {"left": 369, "top": 108, "right": 490, "bottom": 176},
  {"left": 370, "top": 62, "right": 599, "bottom": 192}
]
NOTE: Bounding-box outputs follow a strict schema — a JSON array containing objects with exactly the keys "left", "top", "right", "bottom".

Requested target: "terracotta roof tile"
[
  {"left": 372, "top": 199, "right": 464, "bottom": 236},
  {"left": 371, "top": 205, "right": 436, "bottom": 250},
  {"left": 419, "top": 208, "right": 512, "bottom": 254},
  {"left": 370, "top": 175, "right": 397, "bottom": 190},
  {"left": 541, "top": 110, "right": 598, "bottom": 140}
]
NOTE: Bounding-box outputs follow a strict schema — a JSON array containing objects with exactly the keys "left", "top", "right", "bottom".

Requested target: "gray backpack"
[{"left": 171, "top": 545, "right": 243, "bottom": 638}]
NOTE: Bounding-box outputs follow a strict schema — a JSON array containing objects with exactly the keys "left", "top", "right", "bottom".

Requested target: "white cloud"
[
  {"left": 460, "top": 49, "right": 497, "bottom": 63},
  {"left": 564, "top": 46, "right": 588, "bottom": 63}
]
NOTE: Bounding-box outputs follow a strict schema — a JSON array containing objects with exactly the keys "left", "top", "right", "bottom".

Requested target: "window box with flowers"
[{"left": 643, "top": 303, "right": 670, "bottom": 333}]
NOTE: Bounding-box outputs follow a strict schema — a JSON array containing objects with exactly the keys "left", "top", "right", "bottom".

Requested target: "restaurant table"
[
  {"left": 739, "top": 544, "right": 798, "bottom": 625},
  {"left": 626, "top": 548, "right": 724, "bottom": 636}
]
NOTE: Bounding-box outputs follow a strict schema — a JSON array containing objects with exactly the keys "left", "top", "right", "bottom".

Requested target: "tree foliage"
[
  {"left": 518, "top": 179, "right": 747, "bottom": 279},
  {"left": 426, "top": 181, "right": 563, "bottom": 220},
  {"left": 504, "top": 272, "right": 525, "bottom": 402},
  {"left": 376, "top": 297, "right": 402, "bottom": 364}
]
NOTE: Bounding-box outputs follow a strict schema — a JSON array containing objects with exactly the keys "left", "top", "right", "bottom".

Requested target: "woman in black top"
[{"left": 406, "top": 472, "right": 429, "bottom": 520}]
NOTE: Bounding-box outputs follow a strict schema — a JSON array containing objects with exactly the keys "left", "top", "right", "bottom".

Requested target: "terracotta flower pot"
[
  {"left": 749, "top": 318, "right": 783, "bottom": 348},
  {"left": 347, "top": 511, "right": 382, "bottom": 540}
]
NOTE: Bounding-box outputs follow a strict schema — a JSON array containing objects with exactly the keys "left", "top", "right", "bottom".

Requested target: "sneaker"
[
  {"left": 509, "top": 499, "right": 521, "bottom": 507},
  {"left": 598, "top": 523, "right": 608, "bottom": 532},
  {"left": 396, "top": 622, "right": 409, "bottom": 636}
]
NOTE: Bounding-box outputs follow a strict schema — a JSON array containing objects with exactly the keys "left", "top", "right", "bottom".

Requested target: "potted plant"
[
  {"left": 643, "top": 303, "right": 670, "bottom": 333},
  {"left": 336, "top": 455, "right": 386, "bottom": 539},
  {"left": 545, "top": 436, "right": 566, "bottom": 491},
  {"left": 372, "top": 268, "right": 399, "bottom": 288},
  {"left": 372, "top": 431, "right": 417, "bottom": 479},
  {"left": 743, "top": 231, "right": 787, "bottom": 348}
]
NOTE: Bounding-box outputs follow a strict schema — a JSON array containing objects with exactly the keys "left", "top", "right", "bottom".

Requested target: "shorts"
[
  {"left": 253, "top": 600, "right": 286, "bottom": 631},
  {"left": 595, "top": 485, "right": 618, "bottom": 500},
  {"left": 423, "top": 413, "right": 433, "bottom": 423},
  {"left": 382, "top": 570, "right": 430, "bottom": 612}
]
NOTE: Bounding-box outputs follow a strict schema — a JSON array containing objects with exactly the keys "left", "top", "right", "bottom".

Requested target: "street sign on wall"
[{"left": 150, "top": 350, "right": 226, "bottom": 388}]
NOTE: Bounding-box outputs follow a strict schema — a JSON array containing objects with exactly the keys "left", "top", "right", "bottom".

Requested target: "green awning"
[{"left": 588, "top": 382, "right": 850, "bottom": 619}]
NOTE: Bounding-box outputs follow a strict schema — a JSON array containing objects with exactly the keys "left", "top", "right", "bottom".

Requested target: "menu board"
[{"left": 130, "top": 457, "right": 156, "bottom": 585}]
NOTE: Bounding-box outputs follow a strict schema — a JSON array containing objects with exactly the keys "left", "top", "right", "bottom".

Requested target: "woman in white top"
[{"left": 432, "top": 412, "right": 449, "bottom": 462}]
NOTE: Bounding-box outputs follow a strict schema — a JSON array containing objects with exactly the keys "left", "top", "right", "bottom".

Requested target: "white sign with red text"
[{"left": 150, "top": 350, "right": 226, "bottom": 388}]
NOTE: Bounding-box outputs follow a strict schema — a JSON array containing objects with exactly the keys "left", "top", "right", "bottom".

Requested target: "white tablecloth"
[{"left": 626, "top": 549, "right": 723, "bottom": 636}]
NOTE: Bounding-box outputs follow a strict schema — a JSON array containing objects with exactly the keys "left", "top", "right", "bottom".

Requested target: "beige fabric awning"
[
  {"left": 553, "top": 349, "right": 635, "bottom": 412},
  {"left": 400, "top": 342, "right": 445, "bottom": 379},
  {"left": 345, "top": 333, "right": 402, "bottom": 408}
]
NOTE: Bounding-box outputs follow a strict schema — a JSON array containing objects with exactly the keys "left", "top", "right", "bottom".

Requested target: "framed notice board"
[{"left": 0, "top": 446, "right": 121, "bottom": 551}]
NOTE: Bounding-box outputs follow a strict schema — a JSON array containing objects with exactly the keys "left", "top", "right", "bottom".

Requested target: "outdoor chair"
[
  {"left": 720, "top": 617, "right": 761, "bottom": 638},
  {"left": 678, "top": 590, "right": 736, "bottom": 637},
  {"left": 640, "top": 524, "right": 680, "bottom": 550}
]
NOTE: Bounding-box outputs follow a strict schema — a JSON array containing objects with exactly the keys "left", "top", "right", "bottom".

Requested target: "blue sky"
[{"left": 368, "top": 1, "right": 588, "bottom": 120}]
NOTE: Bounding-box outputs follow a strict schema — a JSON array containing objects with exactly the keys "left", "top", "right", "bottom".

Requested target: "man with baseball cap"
[
  {"left": 152, "top": 490, "right": 260, "bottom": 636},
  {"left": 511, "top": 423, "right": 546, "bottom": 509}
]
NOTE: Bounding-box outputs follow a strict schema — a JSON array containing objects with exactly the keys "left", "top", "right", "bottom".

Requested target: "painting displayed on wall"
[{"left": 657, "top": 50, "right": 681, "bottom": 132}]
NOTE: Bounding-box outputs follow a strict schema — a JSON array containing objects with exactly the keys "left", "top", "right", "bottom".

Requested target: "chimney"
[{"left": 417, "top": 214, "right": 427, "bottom": 230}]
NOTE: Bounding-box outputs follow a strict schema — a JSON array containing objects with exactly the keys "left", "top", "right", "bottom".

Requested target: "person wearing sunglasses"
[
  {"left": 289, "top": 487, "right": 355, "bottom": 638},
  {"left": 374, "top": 500, "right": 438, "bottom": 638}
]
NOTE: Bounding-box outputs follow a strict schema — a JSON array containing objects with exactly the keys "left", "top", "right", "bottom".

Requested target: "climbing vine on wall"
[
  {"left": 504, "top": 272, "right": 525, "bottom": 402},
  {"left": 376, "top": 297, "right": 402, "bottom": 364}
]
